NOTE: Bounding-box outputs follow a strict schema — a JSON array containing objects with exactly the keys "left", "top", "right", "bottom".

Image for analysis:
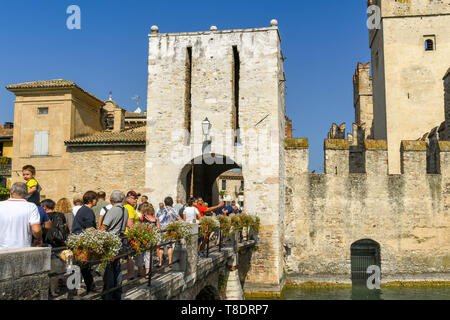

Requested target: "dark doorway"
[
  {"left": 350, "top": 239, "right": 381, "bottom": 285},
  {"left": 180, "top": 154, "right": 240, "bottom": 205}
]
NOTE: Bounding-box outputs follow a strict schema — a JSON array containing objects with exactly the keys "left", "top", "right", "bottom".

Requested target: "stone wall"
[
  {"left": 0, "top": 247, "right": 51, "bottom": 300},
  {"left": 68, "top": 146, "right": 145, "bottom": 200},
  {"left": 285, "top": 138, "right": 450, "bottom": 284}
]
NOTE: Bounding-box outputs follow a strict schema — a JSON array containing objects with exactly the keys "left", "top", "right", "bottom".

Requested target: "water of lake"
[{"left": 280, "top": 286, "right": 450, "bottom": 300}]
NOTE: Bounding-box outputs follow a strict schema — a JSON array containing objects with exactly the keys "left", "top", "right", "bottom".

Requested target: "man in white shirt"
[{"left": 0, "top": 182, "right": 42, "bottom": 250}]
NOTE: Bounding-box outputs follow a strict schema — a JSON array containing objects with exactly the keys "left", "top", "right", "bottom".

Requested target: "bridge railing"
[
  {"left": 49, "top": 238, "right": 180, "bottom": 300},
  {"left": 48, "top": 224, "right": 254, "bottom": 300}
]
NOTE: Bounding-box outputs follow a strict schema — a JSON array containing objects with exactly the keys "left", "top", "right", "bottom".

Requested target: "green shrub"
[{"left": 0, "top": 187, "right": 9, "bottom": 201}]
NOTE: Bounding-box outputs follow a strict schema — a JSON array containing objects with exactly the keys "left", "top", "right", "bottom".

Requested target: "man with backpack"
[
  {"left": 41, "top": 199, "right": 68, "bottom": 248},
  {"left": 41, "top": 199, "right": 69, "bottom": 297},
  {"left": 99, "top": 190, "right": 129, "bottom": 300}
]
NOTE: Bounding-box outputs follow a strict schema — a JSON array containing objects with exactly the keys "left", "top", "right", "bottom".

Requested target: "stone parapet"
[
  {"left": 0, "top": 247, "right": 51, "bottom": 300},
  {"left": 401, "top": 140, "right": 427, "bottom": 175},
  {"left": 324, "top": 139, "right": 350, "bottom": 176},
  {"left": 285, "top": 138, "right": 308, "bottom": 149},
  {"left": 365, "top": 140, "right": 388, "bottom": 175},
  {"left": 364, "top": 139, "right": 387, "bottom": 150}
]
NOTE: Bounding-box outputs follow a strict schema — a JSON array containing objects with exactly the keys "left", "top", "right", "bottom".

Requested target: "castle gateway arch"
[
  {"left": 178, "top": 153, "right": 241, "bottom": 206},
  {"left": 144, "top": 22, "right": 287, "bottom": 294}
]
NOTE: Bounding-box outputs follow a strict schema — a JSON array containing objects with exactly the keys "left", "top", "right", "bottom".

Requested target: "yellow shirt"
[
  {"left": 26, "top": 179, "right": 38, "bottom": 191},
  {"left": 124, "top": 204, "right": 140, "bottom": 233}
]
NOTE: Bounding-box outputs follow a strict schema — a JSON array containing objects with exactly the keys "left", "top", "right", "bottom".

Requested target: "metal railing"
[
  {"left": 49, "top": 227, "right": 254, "bottom": 300},
  {"left": 198, "top": 228, "right": 250, "bottom": 259},
  {"left": 49, "top": 239, "right": 179, "bottom": 300}
]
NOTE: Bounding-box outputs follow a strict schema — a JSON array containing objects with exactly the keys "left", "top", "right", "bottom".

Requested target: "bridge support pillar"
[
  {"left": 183, "top": 224, "right": 199, "bottom": 286},
  {"left": 225, "top": 269, "right": 244, "bottom": 300}
]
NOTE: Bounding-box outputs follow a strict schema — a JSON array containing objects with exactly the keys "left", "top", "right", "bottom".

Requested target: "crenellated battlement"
[{"left": 286, "top": 137, "right": 450, "bottom": 177}]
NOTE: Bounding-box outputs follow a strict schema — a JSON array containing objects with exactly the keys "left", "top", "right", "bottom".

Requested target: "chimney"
[{"left": 113, "top": 108, "right": 125, "bottom": 132}]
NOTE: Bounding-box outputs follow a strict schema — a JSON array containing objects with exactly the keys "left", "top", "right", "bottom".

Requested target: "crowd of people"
[{"left": 0, "top": 164, "right": 243, "bottom": 300}]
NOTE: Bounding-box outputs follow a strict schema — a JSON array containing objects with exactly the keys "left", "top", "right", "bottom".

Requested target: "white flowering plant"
[{"left": 66, "top": 229, "right": 122, "bottom": 265}]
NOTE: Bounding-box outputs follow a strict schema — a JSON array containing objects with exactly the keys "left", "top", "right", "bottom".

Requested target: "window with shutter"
[{"left": 34, "top": 131, "right": 49, "bottom": 155}]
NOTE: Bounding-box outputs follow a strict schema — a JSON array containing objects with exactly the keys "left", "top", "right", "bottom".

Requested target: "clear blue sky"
[{"left": 0, "top": 0, "right": 370, "bottom": 172}]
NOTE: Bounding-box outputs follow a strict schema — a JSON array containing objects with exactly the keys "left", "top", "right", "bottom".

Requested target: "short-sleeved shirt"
[
  {"left": 25, "top": 179, "right": 41, "bottom": 206},
  {"left": 213, "top": 206, "right": 225, "bottom": 216},
  {"left": 38, "top": 206, "right": 50, "bottom": 224},
  {"left": 183, "top": 206, "right": 199, "bottom": 223},
  {"left": 0, "top": 198, "right": 40, "bottom": 249},
  {"left": 102, "top": 204, "right": 129, "bottom": 236},
  {"left": 71, "top": 206, "right": 96, "bottom": 234},
  {"left": 99, "top": 204, "right": 113, "bottom": 217},
  {"left": 124, "top": 204, "right": 139, "bottom": 233},
  {"left": 72, "top": 205, "right": 82, "bottom": 217},
  {"left": 156, "top": 207, "right": 179, "bottom": 231},
  {"left": 26, "top": 178, "right": 38, "bottom": 190},
  {"left": 195, "top": 205, "right": 208, "bottom": 217},
  {"left": 92, "top": 200, "right": 110, "bottom": 223},
  {"left": 173, "top": 203, "right": 184, "bottom": 218}
]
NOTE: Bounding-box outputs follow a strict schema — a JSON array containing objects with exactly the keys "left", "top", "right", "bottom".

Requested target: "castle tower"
[
  {"left": 353, "top": 62, "right": 374, "bottom": 139},
  {"left": 368, "top": 0, "right": 450, "bottom": 173},
  {"left": 145, "top": 21, "right": 287, "bottom": 295}
]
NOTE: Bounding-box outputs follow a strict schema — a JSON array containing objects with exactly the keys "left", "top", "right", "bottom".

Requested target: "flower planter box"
[{"left": 74, "top": 249, "right": 100, "bottom": 262}]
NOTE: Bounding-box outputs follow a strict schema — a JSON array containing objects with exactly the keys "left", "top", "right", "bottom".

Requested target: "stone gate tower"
[{"left": 145, "top": 21, "right": 287, "bottom": 295}]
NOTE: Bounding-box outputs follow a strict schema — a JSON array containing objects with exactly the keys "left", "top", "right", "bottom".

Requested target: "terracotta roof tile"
[
  {"left": 219, "top": 170, "right": 243, "bottom": 179},
  {"left": 6, "top": 79, "right": 104, "bottom": 104},
  {"left": 6, "top": 79, "right": 76, "bottom": 89},
  {"left": 125, "top": 111, "right": 146, "bottom": 118},
  {"left": 65, "top": 126, "right": 146, "bottom": 145}
]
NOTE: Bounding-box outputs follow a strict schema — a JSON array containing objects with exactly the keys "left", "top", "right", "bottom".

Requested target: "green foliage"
[
  {"left": 164, "top": 221, "right": 193, "bottom": 242},
  {"left": 199, "top": 216, "right": 220, "bottom": 236},
  {"left": 218, "top": 273, "right": 228, "bottom": 292},
  {"left": 127, "top": 223, "right": 161, "bottom": 254},
  {"left": 231, "top": 215, "right": 241, "bottom": 232},
  {"left": 250, "top": 216, "right": 261, "bottom": 234},
  {"left": 0, "top": 187, "right": 9, "bottom": 201},
  {"left": 216, "top": 215, "right": 232, "bottom": 237},
  {"left": 238, "top": 214, "right": 253, "bottom": 229},
  {"left": 0, "top": 157, "right": 10, "bottom": 167}
]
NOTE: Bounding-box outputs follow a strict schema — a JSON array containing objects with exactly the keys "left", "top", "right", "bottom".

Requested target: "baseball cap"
[{"left": 126, "top": 190, "right": 141, "bottom": 198}]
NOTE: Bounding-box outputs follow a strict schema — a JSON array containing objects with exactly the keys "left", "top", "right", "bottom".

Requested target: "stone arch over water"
[{"left": 195, "top": 285, "right": 220, "bottom": 300}]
